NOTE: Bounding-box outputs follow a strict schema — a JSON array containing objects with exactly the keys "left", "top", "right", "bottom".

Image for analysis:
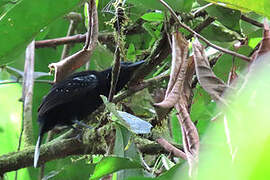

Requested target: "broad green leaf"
[
  {"left": 0, "top": 0, "right": 82, "bottom": 65},
  {"left": 0, "top": 84, "right": 30, "bottom": 179},
  {"left": 90, "top": 44, "right": 114, "bottom": 70},
  {"left": 90, "top": 156, "right": 142, "bottom": 180},
  {"left": 113, "top": 125, "right": 144, "bottom": 180},
  {"left": 200, "top": 23, "right": 239, "bottom": 42},
  {"left": 42, "top": 157, "right": 93, "bottom": 180},
  {"left": 126, "top": 163, "right": 183, "bottom": 180},
  {"left": 205, "top": 0, "right": 270, "bottom": 19},
  {"left": 240, "top": 13, "right": 263, "bottom": 35},
  {"left": 198, "top": 1, "right": 241, "bottom": 32},
  {"left": 101, "top": 95, "right": 152, "bottom": 134},
  {"left": 141, "top": 12, "right": 164, "bottom": 22}
]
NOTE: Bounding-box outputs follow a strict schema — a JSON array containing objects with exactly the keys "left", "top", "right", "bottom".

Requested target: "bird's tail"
[{"left": 34, "top": 130, "right": 44, "bottom": 168}]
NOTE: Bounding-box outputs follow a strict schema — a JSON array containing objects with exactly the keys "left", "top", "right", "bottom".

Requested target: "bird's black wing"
[{"left": 38, "top": 71, "right": 99, "bottom": 116}]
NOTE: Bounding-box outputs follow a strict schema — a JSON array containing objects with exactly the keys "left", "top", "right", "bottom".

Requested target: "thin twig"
[
  {"left": 186, "top": 17, "right": 215, "bottom": 40},
  {"left": 34, "top": 20, "right": 145, "bottom": 49},
  {"left": 108, "top": 48, "right": 121, "bottom": 102},
  {"left": 0, "top": 79, "right": 53, "bottom": 85},
  {"left": 35, "top": 34, "right": 86, "bottom": 48},
  {"left": 159, "top": 0, "right": 251, "bottom": 62},
  {"left": 192, "top": 3, "right": 213, "bottom": 17},
  {"left": 61, "top": 13, "right": 82, "bottom": 59}
]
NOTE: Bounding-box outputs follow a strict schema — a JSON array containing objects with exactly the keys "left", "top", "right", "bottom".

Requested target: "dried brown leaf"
[
  {"left": 155, "top": 31, "right": 189, "bottom": 108},
  {"left": 193, "top": 38, "right": 228, "bottom": 101},
  {"left": 22, "top": 41, "right": 35, "bottom": 146},
  {"left": 175, "top": 103, "right": 199, "bottom": 177},
  {"left": 49, "top": 0, "right": 98, "bottom": 82},
  {"left": 227, "top": 64, "right": 238, "bottom": 85},
  {"left": 180, "top": 56, "right": 195, "bottom": 108}
]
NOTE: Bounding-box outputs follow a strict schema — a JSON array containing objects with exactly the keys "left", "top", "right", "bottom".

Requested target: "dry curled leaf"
[
  {"left": 179, "top": 56, "right": 195, "bottom": 108},
  {"left": 155, "top": 31, "right": 189, "bottom": 108},
  {"left": 175, "top": 103, "right": 199, "bottom": 177},
  {"left": 49, "top": 0, "right": 98, "bottom": 82},
  {"left": 227, "top": 64, "right": 238, "bottom": 85},
  {"left": 193, "top": 38, "right": 228, "bottom": 101}
]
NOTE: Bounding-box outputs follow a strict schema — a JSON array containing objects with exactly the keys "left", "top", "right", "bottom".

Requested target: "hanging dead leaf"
[
  {"left": 175, "top": 103, "right": 199, "bottom": 177},
  {"left": 155, "top": 31, "right": 189, "bottom": 108},
  {"left": 193, "top": 38, "right": 228, "bottom": 101},
  {"left": 179, "top": 56, "right": 195, "bottom": 109},
  {"left": 49, "top": 0, "right": 98, "bottom": 82},
  {"left": 227, "top": 64, "right": 238, "bottom": 85}
]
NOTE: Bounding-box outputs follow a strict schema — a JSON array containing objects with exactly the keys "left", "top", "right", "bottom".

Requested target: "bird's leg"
[
  {"left": 72, "top": 120, "right": 93, "bottom": 142},
  {"left": 72, "top": 120, "right": 93, "bottom": 130}
]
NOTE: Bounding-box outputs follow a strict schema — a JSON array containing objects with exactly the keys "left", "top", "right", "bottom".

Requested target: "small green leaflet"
[{"left": 141, "top": 12, "right": 164, "bottom": 22}]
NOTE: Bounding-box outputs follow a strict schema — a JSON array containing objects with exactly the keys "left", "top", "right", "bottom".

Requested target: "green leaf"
[
  {"left": 171, "top": 110, "right": 182, "bottom": 144},
  {"left": 143, "top": 22, "right": 159, "bottom": 40},
  {"left": 141, "top": 12, "right": 164, "bottom": 22},
  {"left": 0, "top": 0, "right": 82, "bottom": 65},
  {"left": 205, "top": 0, "right": 270, "bottom": 19},
  {"left": 90, "top": 156, "right": 142, "bottom": 180},
  {"left": 127, "top": 43, "right": 136, "bottom": 61},
  {"left": 0, "top": 84, "right": 30, "bottom": 179},
  {"left": 113, "top": 125, "right": 144, "bottom": 180},
  {"left": 160, "top": 154, "right": 175, "bottom": 170},
  {"left": 198, "top": 2, "right": 241, "bottom": 32},
  {"left": 126, "top": 163, "right": 183, "bottom": 180},
  {"left": 101, "top": 95, "right": 152, "bottom": 134},
  {"left": 200, "top": 23, "right": 239, "bottom": 42}
]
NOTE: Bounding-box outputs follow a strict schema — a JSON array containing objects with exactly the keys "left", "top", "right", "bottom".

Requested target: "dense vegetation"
[{"left": 0, "top": 0, "right": 269, "bottom": 179}]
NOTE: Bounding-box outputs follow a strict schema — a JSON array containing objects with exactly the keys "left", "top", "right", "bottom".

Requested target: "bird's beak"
[{"left": 128, "top": 60, "right": 145, "bottom": 68}]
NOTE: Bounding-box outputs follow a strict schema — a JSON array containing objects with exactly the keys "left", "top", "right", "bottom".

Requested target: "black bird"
[{"left": 34, "top": 60, "right": 144, "bottom": 167}]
